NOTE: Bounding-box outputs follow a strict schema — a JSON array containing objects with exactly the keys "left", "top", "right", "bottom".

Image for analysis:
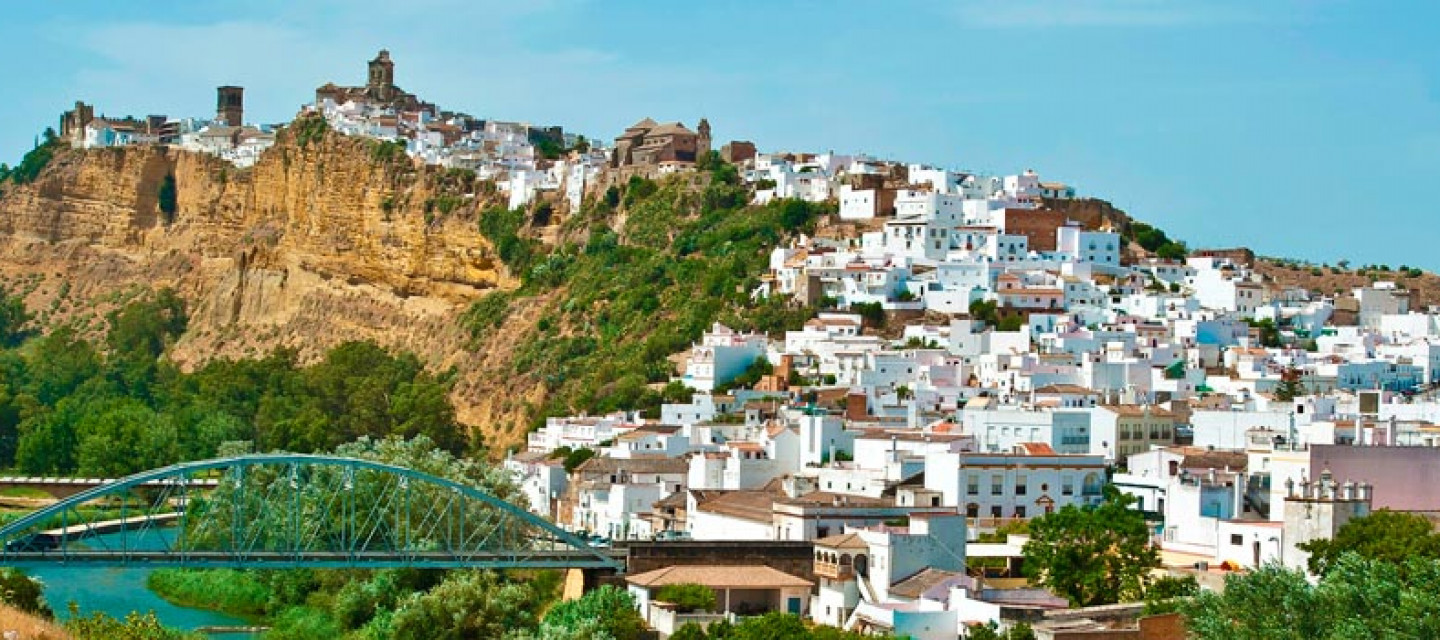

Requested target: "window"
[
  {"left": 1230, "top": 534, "right": 1244, "bottom": 546},
  {"left": 1015, "top": 475, "right": 1028, "bottom": 496},
  {"left": 1014, "top": 506, "right": 1026, "bottom": 518},
  {"left": 991, "top": 475, "right": 1004, "bottom": 496},
  {"left": 1062, "top": 476, "right": 1074, "bottom": 496},
  {"left": 991, "top": 505, "right": 1003, "bottom": 518},
  {"left": 967, "top": 475, "right": 979, "bottom": 496}
]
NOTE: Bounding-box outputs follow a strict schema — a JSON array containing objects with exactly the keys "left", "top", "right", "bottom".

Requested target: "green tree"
[
  {"left": 538, "top": 584, "right": 644, "bottom": 640},
  {"left": 969, "top": 299, "right": 1000, "bottom": 327},
  {"left": 74, "top": 398, "right": 178, "bottom": 476},
  {"left": 967, "top": 621, "right": 1036, "bottom": 640},
  {"left": 1297, "top": 509, "right": 1440, "bottom": 576},
  {"left": 65, "top": 605, "right": 199, "bottom": 640},
  {"left": 391, "top": 571, "right": 538, "bottom": 640},
  {"left": 0, "top": 284, "right": 31, "bottom": 347},
  {"left": 850, "top": 301, "right": 885, "bottom": 329},
  {"left": 1022, "top": 486, "right": 1159, "bottom": 606},
  {"left": 1273, "top": 366, "right": 1307, "bottom": 402},
  {"left": 0, "top": 568, "right": 51, "bottom": 617},
  {"left": 1143, "top": 574, "right": 1198, "bottom": 614},
  {"left": 670, "top": 622, "right": 710, "bottom": 640},
  {"left": 1181, "top": 562, "right": 1322, "bottom": 640},
  {"left": 158, "top": 173, "right": 178, "bottom": 223},
  {"left": 717, "top": 612, "right": 807, "bottom": 639},
  {"left": 1247, "top": 317, "right": 1282, "bottom": 348},
  {"left": 653, "top": 583, "right": 717, "bottom": 613},
  {"left": 1181, "top": 554, "right": 1440, "bottom": 640}
]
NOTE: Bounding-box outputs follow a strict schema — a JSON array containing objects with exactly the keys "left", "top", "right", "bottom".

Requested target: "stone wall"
[{"left": 623, "top": 540, "right": 816, "bottom": 582}]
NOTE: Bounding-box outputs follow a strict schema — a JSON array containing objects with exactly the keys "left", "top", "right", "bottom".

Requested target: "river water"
[{"left": 24, "top": 530, "right": 261, "bottom": 638}]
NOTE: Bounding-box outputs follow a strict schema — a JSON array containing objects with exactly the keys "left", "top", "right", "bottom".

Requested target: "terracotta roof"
[
  {"left": 775, "top": 491, "right": 895, "bottom": 508},
  {"left": 1099, "top": 404, "right": 1176, "bottom": 418},
  {"left": 692, "top": 489, "right": 778, "bottom": 523},
  {"left": 626, "top": 565, "right": 812, "bottom": 589},
  {"left": 625, "top": 117, "right": 659, "bottom": 131},
  {"left": 653, "top": 492, "right": 688, "bottom": 510},
  {"left": 573, "top": 457, "right": 688, "bottom": 476},
  {"left": 647, "top": 122, "right": 695, "bottom": 136},
  {"left": 1169, "top": 447, "right": 1248, "bottom": 471},
  {"left": 814, "top": 532, "right": 868, "bottom": 550},
  {"left": 1016, "top": 442, "right": 1058, "bottom": 456},
  {"left": 766, "top": 422, "right": 795, "bottom": 438}
]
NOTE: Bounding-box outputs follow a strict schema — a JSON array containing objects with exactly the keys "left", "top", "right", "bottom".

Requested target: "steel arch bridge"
[{"left": 0, "top": 454, "right": 622, "bottom": 571}]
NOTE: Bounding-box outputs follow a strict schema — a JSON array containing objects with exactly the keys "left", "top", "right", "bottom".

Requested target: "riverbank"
[
  {"left": 0, "top": 602, "right": 71, "bottom": 639},
  {"left": 146, "top": 570, "right": 270, "bottom": 619}
]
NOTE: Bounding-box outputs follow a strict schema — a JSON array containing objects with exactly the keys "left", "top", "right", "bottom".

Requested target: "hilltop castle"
[{"left": 314, "top": 49, "right": 434, "bottom": 113}]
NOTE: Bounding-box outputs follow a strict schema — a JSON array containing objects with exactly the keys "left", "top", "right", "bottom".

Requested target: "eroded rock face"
[{"left": 0, "top": 131, "right": 539, "bottom": 452}]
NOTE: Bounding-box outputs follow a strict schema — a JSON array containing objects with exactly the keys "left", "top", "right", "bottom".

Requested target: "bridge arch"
[{"left": 0, "top": 454, "right": 621, "bottom": 571}]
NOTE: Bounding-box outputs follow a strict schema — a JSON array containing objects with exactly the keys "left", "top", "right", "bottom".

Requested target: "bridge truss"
[{"left": 0, "top": 454, "right": 621, "bottom": 571}]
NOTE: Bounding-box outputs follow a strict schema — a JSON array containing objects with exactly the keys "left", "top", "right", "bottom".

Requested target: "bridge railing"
[{"left": 0, "top": 454, "right": 622, "bottom": 571}]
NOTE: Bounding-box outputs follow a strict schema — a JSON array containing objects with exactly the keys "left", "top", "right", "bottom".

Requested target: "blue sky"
[{"left": 3, "top": 1, "right": 1437, "bottom": 269}]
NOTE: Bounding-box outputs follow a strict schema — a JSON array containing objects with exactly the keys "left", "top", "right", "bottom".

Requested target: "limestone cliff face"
[{"left": 0, "top": 129, "right": 536, "bottom": 451}]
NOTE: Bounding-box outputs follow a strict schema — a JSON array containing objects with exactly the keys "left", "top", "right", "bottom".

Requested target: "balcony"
[
  {"left": 814, "top": 559, "right": 855, "bottom": 581},
  {"left": 813, "top": 549, "right": 866, "bottom": 581}
]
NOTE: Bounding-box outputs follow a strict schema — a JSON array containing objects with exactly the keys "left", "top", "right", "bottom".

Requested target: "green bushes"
[
  {"left": 654, "top": 583, "right": 717, "bottom": 613},
  {"left": 549, "top": 445, "right": 597, "bottom": 473},
  {"left": 368, "top": 139, "right": 408, "bottom": 164},
  {"left": 461, "top": 291, "right": 513, "bottom": 343},
  {"left": 478, "top": 206, "right": 538, "bottom": 275},
  {"left": 0, "top": 128, "right": 61, "bottom": 186},
  {"left": 1125, "top": 221, "right": 1186, "bottom": 260},
  {"left": 0, "top": 568, "right": 50, "bottom": 617},
  {"left": 0, "top": 289, "right": 472, "bottom": 475},
  {"left": 64, "top": 607, "right": 202, "bottom": 640},
  {"left": 147, "top": 569, "right": 270, "bottom": 616},
  {"left": 157, "top": 174, "right": 178, "bottom": 223},
  {"left": 468, "top": 182, "right": 823, "bottom": 425},
  {"left": 291, "top": 117, "right": 329, "bottom": 147}
]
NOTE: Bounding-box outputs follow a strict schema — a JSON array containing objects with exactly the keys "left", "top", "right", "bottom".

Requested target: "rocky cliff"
[{"left": 0, "top": 126, "right": 544, "bottom": 451}]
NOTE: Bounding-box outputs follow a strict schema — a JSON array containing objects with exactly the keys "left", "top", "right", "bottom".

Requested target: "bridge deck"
[
  {"left": 40, "top": 512, "right": 182, "bottom": 538},
  {"left": 0, "top": 549, "right": 624, "bottom": 570}
]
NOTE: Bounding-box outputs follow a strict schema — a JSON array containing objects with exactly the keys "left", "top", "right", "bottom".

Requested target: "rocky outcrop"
[{"left": 0, "top": 128, "right": 535, "bottom": 451}]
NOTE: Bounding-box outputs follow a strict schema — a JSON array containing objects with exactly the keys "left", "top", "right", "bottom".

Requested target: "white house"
[
  {"left": 681, "top": 323, "right": 769, "bottom": 392},
  {"left": 924, "top": 445, "right": 1107, "bottom": 521}
]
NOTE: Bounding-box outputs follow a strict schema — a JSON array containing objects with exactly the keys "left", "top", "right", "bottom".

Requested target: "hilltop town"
[{"left": 13, "top": 48, "right": 1440, "bottom": 640}]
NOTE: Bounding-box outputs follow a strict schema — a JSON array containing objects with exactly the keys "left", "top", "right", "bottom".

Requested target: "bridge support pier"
[{"left": 562, "top": 567, "right": 623, "bottom": 600}]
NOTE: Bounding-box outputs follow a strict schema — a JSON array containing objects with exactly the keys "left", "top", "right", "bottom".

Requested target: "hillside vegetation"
[{"left": 461, "top": 160, "right": 825, "bottom": 431}]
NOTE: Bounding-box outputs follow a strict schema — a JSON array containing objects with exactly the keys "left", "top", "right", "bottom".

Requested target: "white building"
[
  {"left": 924, "top": 445, "right": 1107, "bottom": 521},
  {"left": 681, "top": 323, "right": 769, "bottom": 392}
]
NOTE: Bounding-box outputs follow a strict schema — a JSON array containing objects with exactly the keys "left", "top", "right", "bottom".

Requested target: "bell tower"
[
  {"left": 216, "top": 86, "right": 244, "bottom": 127},
  {"left": 697, "top": 118, "right": 712, "bottom": 158},
  {"left": 368, "top": 49, "right": 396, "bottom": 101}
]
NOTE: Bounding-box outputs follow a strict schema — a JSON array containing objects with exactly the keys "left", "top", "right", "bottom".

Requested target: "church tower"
[
  {"left": 216, "top": 86, "right": 244, "bottom": 127},
  {"left": 368, "top": 50, "right": 396, "bottom": 101},
  {"left": 697, "top": 118, "right": 712, "bottom": 159}
]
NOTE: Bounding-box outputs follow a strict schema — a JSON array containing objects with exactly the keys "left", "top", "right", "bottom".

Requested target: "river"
[{"left": 25, "top": 530, "right": 262, "bottom": 638}]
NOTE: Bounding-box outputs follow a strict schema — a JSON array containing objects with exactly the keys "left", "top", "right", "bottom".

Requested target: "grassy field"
[
  {"left": 0, "top": 488, "right": 56, "bottom": 500},
  {"left": 0, "top": 603, "right": 70, "bottom": 639}
]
